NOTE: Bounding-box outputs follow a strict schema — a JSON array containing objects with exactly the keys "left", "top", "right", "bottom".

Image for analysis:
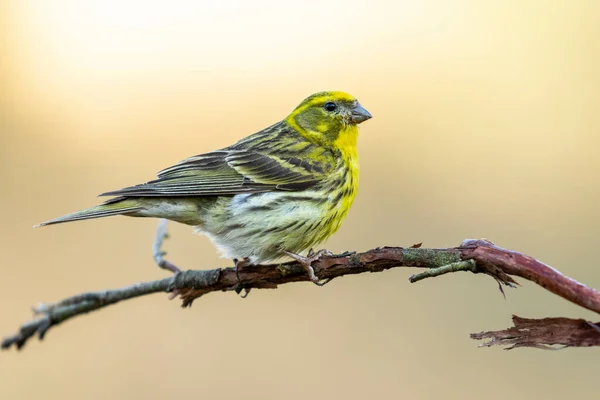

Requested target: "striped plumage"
[{"left": 37, "top": 91, "right": 372, "bottom": 277}]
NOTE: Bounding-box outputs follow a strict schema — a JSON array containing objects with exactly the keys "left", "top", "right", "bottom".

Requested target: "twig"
[
  {"left": 2, "top": 278, "right": 173, "bottom": 350},
  {"left": 459, "top": 239, "right": 600, "bottom": 313},
  {"left": 153, "top": 219, "right": 181, "bottom": 274},
  {"left": 2, "top": 228, "right": 599, "bottom": 351},
  {"left": 471, "top": 315, "right": 600, "bottom": 349},
  {"left": 409, "top": 259, "right": 477, "bottom": 283}
]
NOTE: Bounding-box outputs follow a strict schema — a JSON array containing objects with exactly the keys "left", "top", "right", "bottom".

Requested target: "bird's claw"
[
  {"left": 315, "top": 277, "right": 333, "bottom": 287},
  {"left": 285, "top": 249, "right": 332, "bottom": 284},
  {"left": 233, "top": 285, "right": 251, "bottom": 298},
  {"left": 233, "top": 258, "right": 251, "bottom": 298},
  {"left": 307, "top": 248, "right": 334, "bottom": 258}
]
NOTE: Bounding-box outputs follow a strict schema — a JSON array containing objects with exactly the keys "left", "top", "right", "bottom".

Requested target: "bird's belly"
[{"left": 195, "top": 192, "right": 338, "bottom": 264}]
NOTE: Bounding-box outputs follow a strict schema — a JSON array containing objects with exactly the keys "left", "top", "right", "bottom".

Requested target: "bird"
[{"left": 36, "top": 91, "right": 372, "bottom": 282}]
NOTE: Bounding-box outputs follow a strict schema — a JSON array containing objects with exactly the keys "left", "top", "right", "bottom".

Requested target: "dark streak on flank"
[
  {"left": 246, "top": 205, "right": 273, "bottom": 213},
  {"left": 331, "top": 190, "right": 344, "bottom": 205},
  {"left": 224, "top": 223, "right": 245, "bottom": 231},
  {"left": 279, "top": 220, "right": 300, "bottom": 232},
  {"left": 275, "top": 195, "right": 324, "bottom": 204},
  {"left": 261, "top": 226, "right": 281, "bottom": 234}
]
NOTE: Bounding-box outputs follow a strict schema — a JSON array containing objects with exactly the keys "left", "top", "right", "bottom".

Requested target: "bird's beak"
[{"left": 350, "top": 101, "right": 372, "bottom": 124}]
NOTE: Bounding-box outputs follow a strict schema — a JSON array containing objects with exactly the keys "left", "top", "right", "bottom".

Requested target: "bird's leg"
[
  {"left": 284, "top": 248, "right": 333, "bottom": 284},
  {"left": 233, "top": 258, "right": 250, "bottom": 280},
  {"left": 233, "top": 257, "right": 251, "bottom": 298}
]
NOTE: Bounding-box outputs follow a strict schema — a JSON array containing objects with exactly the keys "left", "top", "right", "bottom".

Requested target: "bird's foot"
[
  {"left": 233, "top": 258, "right": 251, "bottom": 298},
  {"left": 284, "top": 248, "right": 333, "bottom": 284}
]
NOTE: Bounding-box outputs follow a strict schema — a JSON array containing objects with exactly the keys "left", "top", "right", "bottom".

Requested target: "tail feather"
[{"left": 35, "top": 200, "right": 144, "bottom": 228}]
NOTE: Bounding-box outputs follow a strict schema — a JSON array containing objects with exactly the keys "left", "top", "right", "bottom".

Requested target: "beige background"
[{"left": 1, "top": 1, "right": 599, "bottom": 399}]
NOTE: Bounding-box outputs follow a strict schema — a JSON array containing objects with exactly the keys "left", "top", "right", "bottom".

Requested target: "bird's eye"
[{"left": 324, "top": 102, "right": 337, "bottom": 112}]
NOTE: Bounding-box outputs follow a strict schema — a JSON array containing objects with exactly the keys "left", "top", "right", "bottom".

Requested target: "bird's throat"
[{"left": 334, "top": 125, "right": 359, "bottom": 160}]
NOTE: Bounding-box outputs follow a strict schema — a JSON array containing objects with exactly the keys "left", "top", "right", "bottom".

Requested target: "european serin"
[{"left": 37, "top": 91, "right": 372, "bottom": 281}]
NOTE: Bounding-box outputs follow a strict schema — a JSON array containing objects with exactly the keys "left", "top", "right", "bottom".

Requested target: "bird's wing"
[{"left": 99, "top": 149, "right": 328, "bottom": 198}]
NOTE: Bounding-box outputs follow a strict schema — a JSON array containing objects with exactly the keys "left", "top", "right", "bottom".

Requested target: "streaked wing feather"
[{"left": 99, "top": 147, "right": 326, "bottom": 198}]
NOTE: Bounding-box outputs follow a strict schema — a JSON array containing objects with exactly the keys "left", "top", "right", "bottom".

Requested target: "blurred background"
[{"left": 1, "top": 0, "right": 599, "bottom": 398}]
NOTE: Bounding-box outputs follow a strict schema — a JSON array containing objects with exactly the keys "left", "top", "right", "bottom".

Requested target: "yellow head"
[{"left": 285, "top": 91, "right": 372, "bottom": 148}]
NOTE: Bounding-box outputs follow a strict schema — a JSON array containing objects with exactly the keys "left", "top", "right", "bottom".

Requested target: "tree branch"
[
  {"left": 471, "top": 316, "right": 600, "bottom": 349},
  {"left": 2, "top": 226, "right": 599, "bottom": 351}
]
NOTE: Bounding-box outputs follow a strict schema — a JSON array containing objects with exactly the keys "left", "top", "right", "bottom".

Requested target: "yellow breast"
[{"left": 316, "top": 126, "right": 359, "bottom": 241}]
